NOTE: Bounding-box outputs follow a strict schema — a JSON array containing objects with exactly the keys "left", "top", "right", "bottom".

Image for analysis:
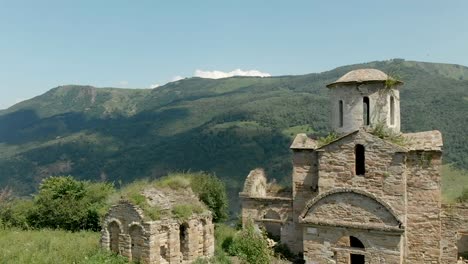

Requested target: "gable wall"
[{"left": 317, "top": 132, "right": 407, "bottom": 218}]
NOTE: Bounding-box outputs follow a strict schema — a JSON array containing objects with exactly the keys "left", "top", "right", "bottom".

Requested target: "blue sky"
[{"left": 1, "top": 0, "right": 467, "bottom": 109}]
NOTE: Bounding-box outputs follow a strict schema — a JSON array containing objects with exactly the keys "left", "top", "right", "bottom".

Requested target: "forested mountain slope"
[{"left": 1, "top": 59, "right": 467, "bottom": 200}]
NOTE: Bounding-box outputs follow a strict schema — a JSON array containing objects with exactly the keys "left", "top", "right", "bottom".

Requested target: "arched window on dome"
[
  {"left": 390, "top": 96, "right": 395, "bottom": 126},
  {"left": 339, "top": 100, "right": 344, "bottom": 127},
  {"left": 363, "top": 97, "right": 370, "bottom": 126}
]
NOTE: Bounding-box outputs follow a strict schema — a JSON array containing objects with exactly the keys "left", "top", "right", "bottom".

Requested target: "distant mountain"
[{"left": 1, "top": 59, "right": 467, "bottom": 203}]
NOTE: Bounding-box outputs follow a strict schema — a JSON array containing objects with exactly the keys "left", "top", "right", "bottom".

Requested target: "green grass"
[
  {"left": 0, "top": 229, "right": 130, "bottom": 264},
  {"left": 172, "top": 203, "right": 205, "bottom": 220},
  {"left": 442, "top": 164, "right": 468, "bottom": 203},
  {"left": 0, "top": 225, "right": 236, "bottom": 264}
]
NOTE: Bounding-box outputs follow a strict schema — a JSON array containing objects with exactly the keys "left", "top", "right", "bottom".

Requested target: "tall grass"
[{"left": 0, "top": 229, "right": 129, "bottom": 264}]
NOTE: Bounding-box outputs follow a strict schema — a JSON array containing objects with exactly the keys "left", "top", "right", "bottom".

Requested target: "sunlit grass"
[{"left": 0, "top": 229, "right": 129, "bottom": 264}]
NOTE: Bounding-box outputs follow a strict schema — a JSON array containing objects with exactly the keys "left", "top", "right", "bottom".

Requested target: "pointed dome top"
[{"left": 326, "top": 68, "right": 402, "bottom": 88}]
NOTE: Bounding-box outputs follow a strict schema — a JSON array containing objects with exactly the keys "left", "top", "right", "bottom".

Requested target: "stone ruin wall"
[
  {"left": 300, "top": 189, "right": 404, "bottom": 264},
  {"left": 302, "top": 225, "right": 402, "bottom": 264},
  {"left": 405, "top": 151, "right": 443, "bottom": 263},
  {"left": 441, "top": 203, "right": 468, "bottom": 263},
  {"left": 101, "top": 201, "right": 214, "bottom": 264},
  {"left": 239, "top": 168, "right": 298, "bottom": 251},
  {"left": 291, "top": 149, "right": 319, "bottom": 253}
]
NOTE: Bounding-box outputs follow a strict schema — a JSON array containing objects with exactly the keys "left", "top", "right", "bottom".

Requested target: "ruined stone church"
[{"left": 240, "top": 69, "right": 468, "bottom": 264}]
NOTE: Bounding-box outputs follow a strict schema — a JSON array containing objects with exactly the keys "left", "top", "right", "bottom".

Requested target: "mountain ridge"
[{"left": 1, "top": 59, "right": 467, "bottom": 202}]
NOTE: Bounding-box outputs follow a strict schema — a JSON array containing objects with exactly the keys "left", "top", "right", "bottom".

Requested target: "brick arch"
[
  {"left": 106, "top": 218, "right": 124, "bottom": 233},
  {"left": 106, "top": 219, "right": 123, "bottom": 253},
  {"left": 301, "top": 188, "right": 402, "bottom": 229},
  {"left": 260, "top": 208, "right": 287, "bottom": 222}
]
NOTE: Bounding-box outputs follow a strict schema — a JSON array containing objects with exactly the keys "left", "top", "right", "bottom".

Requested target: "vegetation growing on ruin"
[
  {"left": 317, "top": 132, "right": 339, "bottom": 147},
  {"left": 109, "top": 172, "right": 228, "bottom": 221},
  {"left": 370, "top": 122, "right": 408, "bottom": 146}
]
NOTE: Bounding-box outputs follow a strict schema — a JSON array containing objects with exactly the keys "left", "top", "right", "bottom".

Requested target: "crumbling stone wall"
[
  {"left": 101, "top": 200, "right": 214, "bottom": 263},
  {"left": 240, "top": 168, "right": 294, "bottom": 249},
  {"left": 441, "top": 204, "right": 468, "bottom": 263}
]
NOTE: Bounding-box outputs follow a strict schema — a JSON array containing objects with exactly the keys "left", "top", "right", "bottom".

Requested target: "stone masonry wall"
[
  {"left": 405, "top": 151, "right": 442, "bottom": 263},
  {"left": 302, "top": 225, "right": 402, "bottom": 264},
  {"left": 441, "top": 204, "right": 468, "bottom": 264},
  {"left": 317, "top": 131, "right": 406, "bottom": 219},
  {"left": 102, "top": 200, "right": 214, "bottom": 264},
  {"left": 291, "top": 149, "right": 319, "bottom": 253},
  {"left": 329, "top": 83, "right": 401, "bottom": 135}
]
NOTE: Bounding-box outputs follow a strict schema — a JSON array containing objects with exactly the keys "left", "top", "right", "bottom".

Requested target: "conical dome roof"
[{"left": 326, "top": 69, "right": 402, "bottom": 88}]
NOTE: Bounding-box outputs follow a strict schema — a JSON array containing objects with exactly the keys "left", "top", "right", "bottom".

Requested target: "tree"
[
  {"left": 28, "top": 176, "right": 114, "bottom": 231},
  {"left": 190, "top": 173, "right": 229, "bottom": 222}
]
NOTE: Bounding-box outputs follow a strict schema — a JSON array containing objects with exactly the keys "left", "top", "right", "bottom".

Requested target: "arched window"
[
  {"left": 335, "top": 236, "right": 365, "bottom": 264},
  {"left": 355, "top": 144, "right": 365, "bottom": 175},
  {"left": 350, "top": 236, "right": 365, "bottom": 264},
  {"left": 363, "top": 97, "right": 370, "bottom": 126},
  {"left": 390, "top": 96, "right": 395, "bottom": 126},
  {"left": 339, "top": 100, "right": 344, "bottom": 127},
  {"left": 350, "top": 236, "right": 365, "bottom": 248}
]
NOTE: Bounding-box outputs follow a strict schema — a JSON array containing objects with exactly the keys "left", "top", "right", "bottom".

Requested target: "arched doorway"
[
  {"left": 180, "top": 223, "right": 190, "bottom": 261},
  {"left": 129, "top": 224, "right": 145, "bottom": 262},
  {"left": 262, "top": 210, "right": 282, "bottom": 241},
  {"left": 108, "top": 221, "right": 121, "bottom": 254}
]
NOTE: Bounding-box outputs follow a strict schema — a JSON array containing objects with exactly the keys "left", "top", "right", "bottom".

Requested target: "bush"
[
  {"left": 189, "top": 172, "right": 229, "bottom": 222},
  {"left": 28, "top": 176, "right": 114, "bottom": 231},
  {"left": 0, "top": 198, "right": 34, "bottom": 229},
  {"left": 227, "top": 221, "right": 272, "bottom": 264}
]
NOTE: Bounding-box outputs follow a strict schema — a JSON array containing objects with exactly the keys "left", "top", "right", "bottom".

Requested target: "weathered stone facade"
[
  {"left": 240, "top": 69, "right": 468, "bottom": 263},
  {"left": 101, "top": 199, "right": 214, "bottom": 263}
]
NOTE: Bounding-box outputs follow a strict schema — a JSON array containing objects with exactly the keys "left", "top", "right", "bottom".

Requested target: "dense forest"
[{"left": 0, "top": 59, "right": 467, "bottom": 208}]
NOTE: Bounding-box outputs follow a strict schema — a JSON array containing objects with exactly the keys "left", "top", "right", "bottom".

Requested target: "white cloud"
[
  {"left": 171, "top": 75, "right": 184, "bottom": 82},
  {"left": 194, "top": 69, "right": 271, "bottom": 79},
  {"left": 150, "top": 83, "right": 160, "bottom": 89}
]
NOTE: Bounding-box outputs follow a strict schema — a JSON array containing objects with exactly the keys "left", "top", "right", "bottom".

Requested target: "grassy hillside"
[{"left": 0, "top": 59, "right": 467, "bottom": 204}]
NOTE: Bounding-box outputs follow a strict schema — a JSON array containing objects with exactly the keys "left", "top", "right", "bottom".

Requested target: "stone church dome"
[{"left": 326, "top": 68, "right": 401, "bottom": 87}]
